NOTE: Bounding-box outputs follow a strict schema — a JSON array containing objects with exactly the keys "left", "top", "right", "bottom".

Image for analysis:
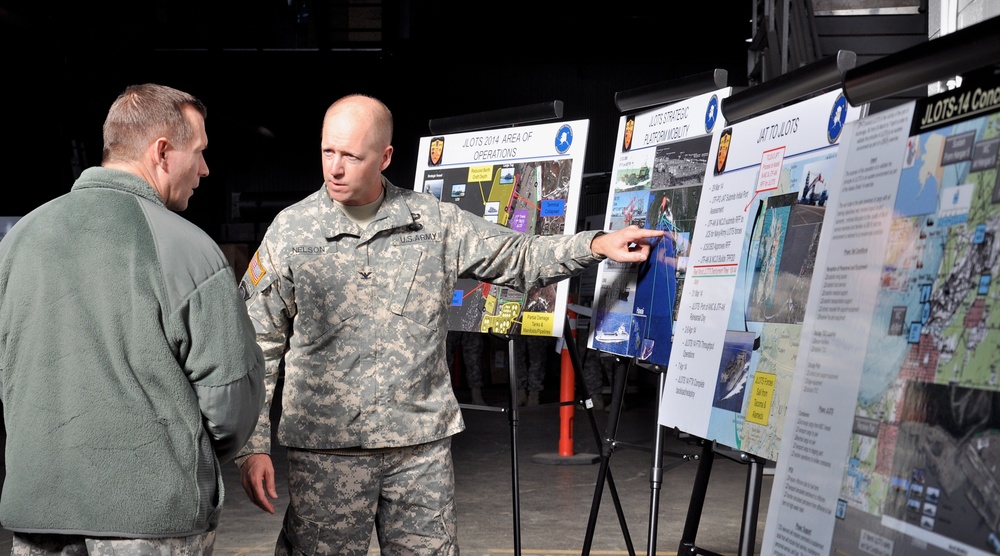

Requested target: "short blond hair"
[{"left": 102, "top": 83, "right": 207, "bottom": 164}]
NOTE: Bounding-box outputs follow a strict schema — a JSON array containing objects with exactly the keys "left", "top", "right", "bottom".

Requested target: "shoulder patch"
[
  {"left": 248, "top": 250, "right": 267, "bottom": 286},
  {"left": 238, "top": 278, "right": 253, "bottom": 301}
]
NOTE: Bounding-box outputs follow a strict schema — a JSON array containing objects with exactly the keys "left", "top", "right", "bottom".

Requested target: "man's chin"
[{"left": 326, "top": 188, "right": 354, "bottom": 205}]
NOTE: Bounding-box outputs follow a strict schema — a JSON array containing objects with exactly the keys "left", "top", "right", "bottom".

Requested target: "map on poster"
[
  {"left": 413, "top": 119, "right": 590, "bottom": 338},
  {"left": 763, "top": 75, "right": 1000, "bottom": 556},
  {"left": 656, "top": 88, "right": 863, "bottom": 461},
  {"left": 588, "top": 88, "right": 730, "bottom": 367}
]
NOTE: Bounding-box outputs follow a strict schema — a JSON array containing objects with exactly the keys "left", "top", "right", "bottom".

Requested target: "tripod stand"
[
  {"left": 562, "top": 325, "right": 642, "bottom": 556},
  {"left": 454, "top": 332, "right": 528, "bottom": 556}
]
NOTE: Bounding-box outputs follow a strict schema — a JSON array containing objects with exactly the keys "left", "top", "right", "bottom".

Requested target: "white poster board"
[
  {"left": 658, "top": 89, "right": 863, "bottom": 461},
  {"left": 763, "top": 75, "right": 1000, "bottom": 556},
  {"left": 413, "top": 119, "right": 590, "bottom": 338},
  {"left": 589, "top": 88, "right": 731, "bottom": 367}
]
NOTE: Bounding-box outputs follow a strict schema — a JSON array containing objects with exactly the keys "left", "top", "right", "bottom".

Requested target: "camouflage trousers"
[
  {"left": 512, "top": 335, "right": 555, "bottom": 392},
  {"left": 12, "top": 531, "right": 215, "bottom": 555},
  {"left": 578, "top": 345, "right": 607, "bottom": 397},
  {"left": 445, "top": 331, "right": 484, "bottom": 388},
  {"left": 276, "top": 438, "right": 458, "bottom": 556}
]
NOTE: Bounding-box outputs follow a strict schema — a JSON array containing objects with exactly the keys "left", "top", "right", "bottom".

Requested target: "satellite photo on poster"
[
  {"left": 413, "top": 119, "right": 590, "bottom": 338},
  {"left": 763, "top": 75, "right": 1000, "bottom": 556},
  {"left": 588, "top": 88, "right": 730, "bottom": 367},
  {"left": 657, "top": 88, "right": 863, "bottom": 461}
]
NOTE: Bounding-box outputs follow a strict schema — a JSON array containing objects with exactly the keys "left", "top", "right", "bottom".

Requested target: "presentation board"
[
  {"left": 588, "top": 88, "right": 731, "bottom": 367},
  {"left": 762, "top": 75, "right": 1000, "bottom": 556},
  {"left": 657, "top": 88, "right": 864, "bottom": 461},
  {"left": 413, "top": 119, "right": 590, "bottom": 338}
]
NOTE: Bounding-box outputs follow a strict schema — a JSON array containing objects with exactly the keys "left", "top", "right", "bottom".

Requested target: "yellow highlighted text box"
[
  {"left": 745, "top": 372, "right": 775, "bottom": 426},
  {"left": 468, "top": 166, "right": 493, "bottom": 182},
  {"left": 520, "top": 312, "right": 554, "bottom": 336}
]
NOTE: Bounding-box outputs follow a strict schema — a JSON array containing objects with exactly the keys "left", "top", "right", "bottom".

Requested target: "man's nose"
[{"left": 330, "top": 157, "right": 345, "bottom": 175}]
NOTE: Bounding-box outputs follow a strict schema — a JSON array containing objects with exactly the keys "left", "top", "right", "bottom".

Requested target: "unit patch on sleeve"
[
  {"left": 248, "top": 250, "right": 267, "bottom": 286},
  {"left": 238, "top": 278, "right": 253, "bottom": 301}
]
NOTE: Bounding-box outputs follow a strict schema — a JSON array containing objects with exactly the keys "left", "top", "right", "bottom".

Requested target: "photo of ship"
[
  {"left": 712, "top": 330, "right": 757, "bottom": 413},
  {"left": 595, "top": 321, "right": 630, "bottom": 343},
  {"left": 719, "top": 350, "right": 750, "bottom": 400}
]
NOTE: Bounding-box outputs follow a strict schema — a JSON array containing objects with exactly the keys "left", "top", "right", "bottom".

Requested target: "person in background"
[
  {"left": 235, "top": 93, "right": 663, "bottom": 555},
  {"left": 513, "top": 335, "right": 557, "bottom": 407},
  {"left": 0, "top": 83, "right": 265, "bottom": 554},
  {"left": 446, "top": 330, "right": 487, "bottom": 405},
  {"left": 579, "top": 344, "right": 609, "bottom": 411}
]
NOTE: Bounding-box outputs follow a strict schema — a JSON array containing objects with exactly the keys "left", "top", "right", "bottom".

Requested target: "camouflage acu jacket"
[{"left": 237, "top": 178, "right": 602, "bottom": 454}]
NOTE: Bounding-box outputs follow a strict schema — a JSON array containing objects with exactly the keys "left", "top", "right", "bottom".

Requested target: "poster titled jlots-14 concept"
[
  {"left": 588, "top": 88, "right": 731, "bottom": 368},
  {"left": 413, "top": 119, "right": 590, "bottom": 338},
  {"left": 763, "top": 75, "right": 1000, "bottom": 556}
]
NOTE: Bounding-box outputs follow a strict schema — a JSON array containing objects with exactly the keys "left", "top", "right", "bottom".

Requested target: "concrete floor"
[{"left": 0, "top": 368, "right": 773, "bottom": 555}]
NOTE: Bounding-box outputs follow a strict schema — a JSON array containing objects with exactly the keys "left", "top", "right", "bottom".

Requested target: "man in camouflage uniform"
[{"left": 235, "top": 94, "right": 663, "bottom": 555}]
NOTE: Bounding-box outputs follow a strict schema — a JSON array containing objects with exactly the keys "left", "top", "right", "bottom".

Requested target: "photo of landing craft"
[{"left": 595, "top": 321, "right": 630, "bottom": 344}]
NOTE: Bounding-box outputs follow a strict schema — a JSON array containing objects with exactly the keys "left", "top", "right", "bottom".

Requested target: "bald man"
[{"left": 236, "top": 94, "right": 663, "bottom": 555}]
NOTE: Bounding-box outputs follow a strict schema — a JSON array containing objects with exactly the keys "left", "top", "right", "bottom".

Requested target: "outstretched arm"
[{"left": 590, "top": 225, "right": 664, "bottom": 264}]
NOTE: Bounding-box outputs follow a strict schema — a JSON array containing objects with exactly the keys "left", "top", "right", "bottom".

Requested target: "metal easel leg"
[
  {"left": 643, "top": 366, "right": 697, "bottom": 556},
  {"left": 582, "top": 356, "right": 637, "bottom": 556},
  {"left": 677, "top": 439, "right": 716, "bottom": 555},
  {"left": 505, "top": 334, "right": 522, "bottom": 556}
]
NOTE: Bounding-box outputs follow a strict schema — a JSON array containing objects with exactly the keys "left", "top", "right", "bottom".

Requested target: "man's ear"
[
  {"left": 153, "top": 137, "right": 170, "bottom": 169},
  {"left": 380, "top": 145, "right": 393, "bottom": 171}
]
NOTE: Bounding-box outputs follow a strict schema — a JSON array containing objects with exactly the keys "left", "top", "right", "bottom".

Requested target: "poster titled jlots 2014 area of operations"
[{"left": 413, "top": 120, "right": 590, "bottom": 339}]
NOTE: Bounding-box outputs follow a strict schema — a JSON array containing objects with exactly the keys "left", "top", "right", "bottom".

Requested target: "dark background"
[{"left": 0, "top": 1, "right": 752, "bottom": 240}]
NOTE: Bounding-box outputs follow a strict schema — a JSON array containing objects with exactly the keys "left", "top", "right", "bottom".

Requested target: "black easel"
[
  {"left": 579, "top": 357, "right": 704, "bottom": 556},
  {"left": 580, "top": 355, "right": 638, "bottom": 556},
  {"left": 561, "top": 321, "right": 637, "bottom": 554},
  {"left": 639, "top": 365, "right": 700, "bottom": 556},
  {"left": 460, "top": 326, "right": 615, "bottom": 556},
  {"left": 461, "top": 324, "right": 632, "bottom": 556},
  {"left": 672, "top": 439, "right": 765, "bottom": 556},
  {"left": 456, "top": 332, "right": 527, "bottom": 556},
  {"left": 602, "top": 367, "right": 768, "bottom": 556},
  {"left": 504, "top": 334, "right": 524, "bottom": 556},
  {"left": 588, "top": 69, "right": 731, "bottom": 555},
  {"left": 567, "top": 338, "right": 769, "bottom": 556},
  {"left": 578, "top": 354, "right": 700, "bottom": 556},
  {"left": 583, "top": 357, "right": 698, "bottom": 556},
  {"left": 481, "top": 321, "right": 659, "bottom": 556},
  {"left": 429, "top": 100, "right": 568, "bottom": 556}
]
